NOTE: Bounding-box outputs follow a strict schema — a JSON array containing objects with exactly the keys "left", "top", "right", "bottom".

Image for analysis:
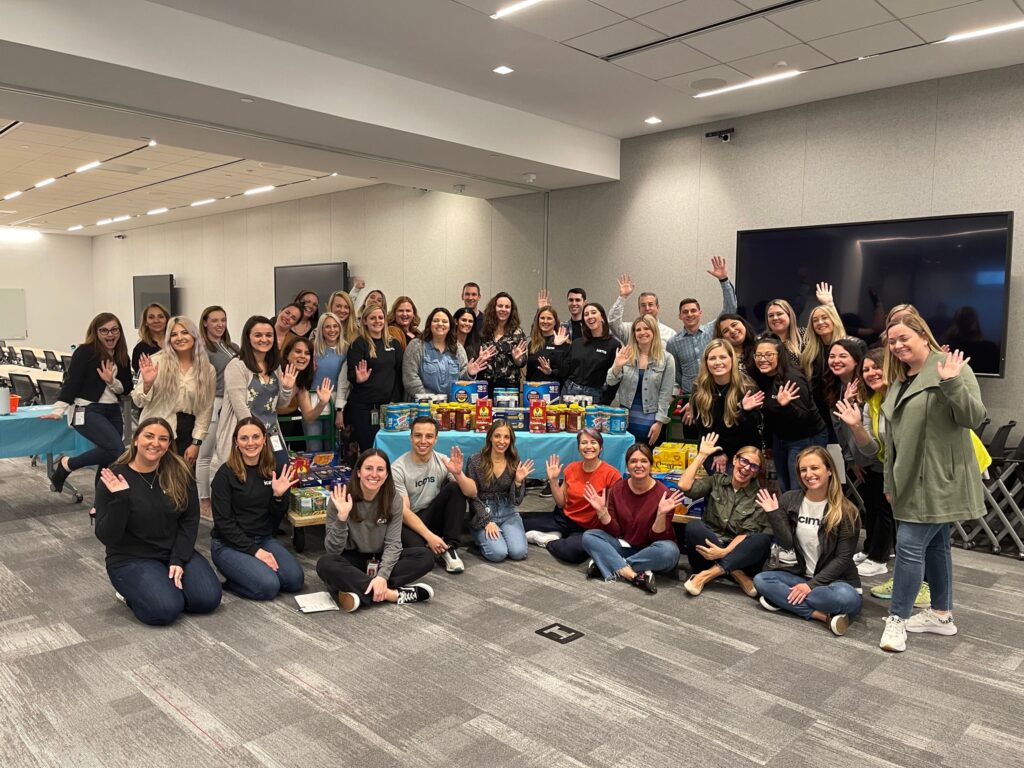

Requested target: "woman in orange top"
[{"left": 523, "top": 428, "right": 621, "bottom": 564}]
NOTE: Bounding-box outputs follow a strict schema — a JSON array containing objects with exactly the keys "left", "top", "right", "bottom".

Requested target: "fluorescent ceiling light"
[
  {"left": 191, "top": 198, "right": 216, "bottom": 207},
  {"left": 3, "top": 191, "right": 22, "bottom": 200},
  {"left": 35, "top": 177, "right": 56, "bottom": 188},
  {"left": 491, "top": 0, "right": 546, "bottom": 19},
  {"left": 0, "top": 227, "right": 42, "bottom": 243},
  {"left": 493, "top": 65, "right": 514, "bottom": 75},
  {"left": 113, "top": 215, "right": 131, "bottom": 223},
  {"left": 693, "top": 70, "right": 801, "bottom": 98},
  {"left": 75, "top": 160, "right": 101, "bottom": 173},
  {"left": 148, "top": 139, "right": 158, "bottom": 147},
  {"left": 96, "top": 218, "right": 113, "bottom": 226},
  {"left": 644, "top": 116, "right": 662, "bottom": 125},
  {"left": 147, "top": 207, "right": 169, "bottom": 215},
  {"left": 244, "top": 185, "right": 274, "bottom": 195},
  {"left": 938, "top": 18, "right": 1024, "bottom": 43},
  {"left": 67, "top": 225, "right": 84, "bottom": 231}
]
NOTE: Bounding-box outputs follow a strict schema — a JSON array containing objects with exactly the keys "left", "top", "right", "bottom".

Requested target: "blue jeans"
[
  {"left": 69, "top": 402, "right": 124, "bottom": 481},
  {"left": 582, "top": 529, "right": 680, "bottom": 580},
  {"left": 211, "top": 536, "right": 305, "bottom": 600},
  {"left": 473, "top": 504, "right": 528, "bottom": 562},
  {"left": 774, "top": 429, "right": 828, "bottom": 492},
  {"left": 754, "top": 570, "right": 863, "bottom": 620},
  {"left": 107, "top": 551, "right": 222, "bottom": 626},
  {"left": 890, "top": 522, "right": 953, "bottom": 619}
]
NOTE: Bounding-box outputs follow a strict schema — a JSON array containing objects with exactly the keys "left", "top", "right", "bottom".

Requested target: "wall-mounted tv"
[
  {"left": 274, "top": 262, "right": 349, "bottom": 314},
  {"left": 735, "top": 212, "right": 1013, "bottom": 377},
  {"left": 133, "top": 274, "right": 176, "bottom": 322}
]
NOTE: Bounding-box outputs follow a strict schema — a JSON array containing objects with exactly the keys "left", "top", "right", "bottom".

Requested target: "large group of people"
[{"left": 37, "top": 263, "right": 986, "bottom": 655}]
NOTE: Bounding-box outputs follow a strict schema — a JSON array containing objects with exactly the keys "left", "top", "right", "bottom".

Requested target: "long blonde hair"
[
  {"left": 325, "top": 291, "right": 360, "bottom": 344},
  {"left": 313, "top": 312, "right": 347, "bottom": 358},
  {"left": 137, "top": 302, "right": 170, "bottom": 346},
  {"left": 629, "top": 315, "right": 665, "bottom": 365},
  {"left": 796, "top": 446, "right": 858, "bottom": 535},
  {"left": 882, "top": 313, "right": 942, "bottom": 384},
  {"left": 800, "top": 304, "right": 846, "bottom": 377},
  {"left": 151, "top": 317, "right": 216, "bottom": 424},
  {"left": 358, "top": 304, "right": 393, "bottom": 359},
  {"left": 766, "top": 299, "right": 801, "bottom": 359},
  {"left": 116, "top": 417, "right": 193, "bottom": 512},
  {"left": 691, "top": 339, "right": 752, "bottom": 428},
  {"left": 530, "top": 306, "right": 559, "bottom": 354}
]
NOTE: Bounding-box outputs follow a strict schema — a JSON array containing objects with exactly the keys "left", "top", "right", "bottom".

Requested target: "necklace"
[{"left": 130, "top": 465, "right": 160, "bottom": 490}]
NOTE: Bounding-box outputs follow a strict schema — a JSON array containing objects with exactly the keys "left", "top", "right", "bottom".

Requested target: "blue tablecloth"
[
  {"left": 374, "top": 429, "right": 635, "bottom": 479},
  {"left": 0, "top": 405, "right": 94, "bottom": 459}
]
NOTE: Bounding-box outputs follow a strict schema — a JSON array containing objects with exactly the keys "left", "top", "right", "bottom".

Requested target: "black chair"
[
  {"left": 21, "top": 349, "right": 41, "bottom": 369},
  {"left": 44, "top": 350, "right": 63, "bottom": 372},
  {"left": 6, "top": 346, "right": 21, "bottom": 365},
  {"left": 8, "top": 372, "right": 39, "bottom": 406},
  {"left": 37, "top": 379, "right": 63, "bottom": 405},
  {"left": 61, "top": 354, "right": 74, "bottom": 372}
]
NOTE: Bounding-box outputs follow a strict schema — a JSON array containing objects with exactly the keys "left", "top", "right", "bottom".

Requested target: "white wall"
[
  {"left": 546, "top": 63, "right": 1024, "bottom": 423},
  {"left": 91, "top": 184, "right": 546, "bottom": 336},
  {"left": 0, "top": 234, "right": 94, "bottom": 352}
]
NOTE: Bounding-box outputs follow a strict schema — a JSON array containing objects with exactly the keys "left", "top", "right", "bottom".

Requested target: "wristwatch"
[{"left": 192, "top": 438, "right": 203, "bottom": 446}]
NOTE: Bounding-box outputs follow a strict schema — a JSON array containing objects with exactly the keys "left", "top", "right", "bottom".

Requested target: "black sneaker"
[
  {"left": 585, "top": 559, "right": 600, "bottom": 579},
  {"left": 631, "top": 570, "right": 657, "bottom": 594},
  {"left": 50, "top": 457, "right": 70, "bottom": 494},
  {"left": 397, "top": 583, "right": 434, "bottom": 605},
  {"left": 538, "top": 482, "right": 553, "bottom": 498}
]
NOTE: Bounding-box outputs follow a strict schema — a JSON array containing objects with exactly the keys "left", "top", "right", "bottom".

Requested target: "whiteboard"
[{"left": 0, "top": 288, "right": 28, "bottom": 340}]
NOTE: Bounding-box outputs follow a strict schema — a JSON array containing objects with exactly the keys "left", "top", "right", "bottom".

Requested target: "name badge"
[
  {"left": 270, "top": 435, "right": 284, "bottom": 452},
  {"left": 73, "top": 410, "right": 86, "bottom": 426}
]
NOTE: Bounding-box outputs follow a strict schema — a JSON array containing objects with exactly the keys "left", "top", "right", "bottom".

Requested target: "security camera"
[
  {"left": 705, "top": 128, "right": 735, "bottom": 143},
  {"left": 114, "top": 233, "right": 127, "bottom": 240}
]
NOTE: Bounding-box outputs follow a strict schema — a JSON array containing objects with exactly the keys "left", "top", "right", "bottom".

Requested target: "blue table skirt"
[
  {"left": 374, "top": 429, "right": 635, "bottom": 479},
  {"left": 0, "top": 405, "right": 95, "bottom": 460}
]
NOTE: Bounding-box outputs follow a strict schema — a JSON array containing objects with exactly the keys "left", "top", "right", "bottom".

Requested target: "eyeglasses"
[
  {"left": 97, "top": 327, "right": 120, "bottom": 336},
  {"left": 736, "top": 456, "right": 761, "bottom": 473},
  {"left": 753, "top": 353, "right": 777, "bottom": 361}
]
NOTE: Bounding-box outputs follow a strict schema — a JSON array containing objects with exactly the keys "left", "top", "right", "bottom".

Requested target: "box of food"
[
  {"left": 450, "top": 380, "right": 489, "bottom": 404},
  {"left": 475, "top": 398, "right": 493, "bottom": 433},
  {"left": 493, "top": 388, "right": 519, "bottom": 408},
  {"left": 523, "top": 381, "right": 560, "bottom": 405},
  {"left": 529, "top": 400, "right": 548, "bottom": 433},
  {"left": 289, "top": 487, "right": 330, "bottom": 516}
]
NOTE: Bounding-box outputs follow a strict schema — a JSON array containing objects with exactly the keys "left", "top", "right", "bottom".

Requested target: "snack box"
[
  {"left": 414, "top": 393, "right": 447, "bottom": 405},
  {"left": 493, "top": 388, "right": 519, "bottom": 408},
  {"left": 289, "top": 487, "right": 330, "bottom": 516},
  {"left": 493, "top": 407, "right": 528, "bottom": 431},
  {"left": 450, "top": 380, "right": 489, "bottom": 404},
  {"left": 562, "top": 394, "right": 594, "bottom": 407},
  {"left": 523, "top": 381, "right": 560, "bottom": 405}
]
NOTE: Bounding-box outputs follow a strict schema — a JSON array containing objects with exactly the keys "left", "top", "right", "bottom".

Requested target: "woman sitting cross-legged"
[
  {"left": 315, "top": 449, "right": 435, "bottom": 612},
  {"left": 581, "top": 443, "right": 683, "bottom": 594},
  {"left": 675, "top": 432, "right": 770, "bottom": 598},
  {"left": 753, "top": 446, "right": 863, "bottom": 637},
  {"left": 465, "top": 421, "right": 533, "bottom": 563},
  {"left": 210, "top": 417, "right": 305, "bottom": 600},
  {"left": 94, "top": 417, "right": 222, "bottom": 626}
]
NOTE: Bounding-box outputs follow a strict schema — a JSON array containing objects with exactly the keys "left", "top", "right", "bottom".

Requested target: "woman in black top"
[
  {"left": 94, "top": 417, "right": 222, "bottom": 625},
  {"left": 554, "top": 302, "right": 620, "bottom": 403},
  {"left": 291, "top": 289, "right": 319, "bottom": 339},
  {"left": 749, "top": 337, "right": 827, "bottom": 491},
  {"left": 42, "top": 313, "right": 134, "bottom": 495},
  {"left": 131, "top": 302, "right": 169, "bottom": 374},
  {"left": 713, "top": 313, "right": 758, "bottom": 375},
  {"left": 211, "top": 417, "right": 303, "bottom": 600},
  {"left": 480, "top": 292, "right": 528, "bottom": 394},
  {"left": 346, "top": 303, "right": 403, "bottom": 451},
  {"left": 453, "top": 307, "right": 482, "bottom": 361},
  {"left": 526, "top": 305, "right": 562, "bottom": 383}
]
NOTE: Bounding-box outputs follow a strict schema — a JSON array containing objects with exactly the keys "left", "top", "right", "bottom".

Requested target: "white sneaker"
[
  {"left": 777, "top": 548, "right": 797, "bottom": 566},
  {"left": 337, "top": 592, "right": 360, "bottom": 613},
  {"left": 114, "top": 591, "right": 126, "bottom": 605},
  {"left": 879, "top": 615, "right": 907, "bottom": 652},
  {"left": 853, "top": 552, "right": 868, "bottom": 565},
  {"left": 857, "top": 559, "right": 888, "bottom": 577},
  {"left": 758, "top": 595, "right": 781, "bottom": 612},
  {"left": 906, "top": 608, "right": 958, "bottom": 636},
  {"left": 440, "top": 548, "right": 465, "bottom": 574},
  {"left": 525, "top": 530, "right": 562, "bottom": 548}
]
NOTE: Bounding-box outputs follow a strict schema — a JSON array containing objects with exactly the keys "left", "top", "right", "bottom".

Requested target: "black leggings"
[
  {"left": 523, "top": 508, "right": 590, "bottom": 564},
  {"left": 345, "top": 401, "right": 382, "bottom": 452},
  {"left": 316, "top": 548, "right": 434, "bottom": 599},
  {"left": 859, "top": 469, "right": 895, "bottom": 563},
  {"left": 683, "top": 520, "right": 771, "bottom": 576},
  {"left": 401, "top": 482, "right": 468, "bottom": 549}
]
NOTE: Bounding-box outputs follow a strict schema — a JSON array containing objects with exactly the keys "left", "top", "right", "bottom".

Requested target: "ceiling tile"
[
  {"left": 453, "top": 0, "right": 503, "bottom": 15},
  {"left": 591, "top": 0, "right": 678, "bottom": 15},
  {"left": 502, "top": 0, "right": 626, "bottom": 42},
  {"left": 900, "top": 0, "right": 1024, "bottom": 40},
  {"left": 614, "top": 40, "right": 716, "bottom": 76},
  {"left": 769, "top": 0, "right": 895, "bottom": 40},
  {"left": 735, "top": 0, "right": 785, "bottom": 8},
  {"left": 876, "top": 0, "right": 976, "bottom": 16},
  {"left": 729, "top": 43, "right": 833, "bottom": 77},
  {"left": 565, "top": 19, "right": 666, "bottom": 55},
  {"left": 686, "top": 17, "right": 800, "bottom": 60},
  {"left": 810, "top": 19, "right": 924, "bottom": 59},
  {"left": 635, "top": 0, "right": 749, "bottom": 35},
  {"left": 659, "top": 63, "right": 748, "bottom": 93}
]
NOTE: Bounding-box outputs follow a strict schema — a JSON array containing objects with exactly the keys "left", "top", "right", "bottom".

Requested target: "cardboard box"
[
  {"left": 523, "top": 381, "right": 560, "bottom": 404},
  {"left": 449, "top": 380, "right": 489, "bottom": 404}
]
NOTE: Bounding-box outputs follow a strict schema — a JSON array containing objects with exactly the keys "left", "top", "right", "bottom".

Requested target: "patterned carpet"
[{"left": 1, "top": 456, "right": 1023, "bottom": 768}]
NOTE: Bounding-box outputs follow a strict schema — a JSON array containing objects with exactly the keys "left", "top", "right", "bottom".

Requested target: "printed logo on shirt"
[
  {"left": 263, "top": 480, "right": 273, "bottom": 486},
  {"left": 798, "top": 515, "right": 821, "bottom": 527},
  {"left": 596, "top": 348, "right": 608, "bottom": 355},
  {"left": 415, "top": 476, "right": 437, "bottom": 488}
]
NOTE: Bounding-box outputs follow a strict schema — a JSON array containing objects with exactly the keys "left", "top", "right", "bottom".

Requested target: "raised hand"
[
  {"left": 515, "top": 458, "right": 535, "bottom": 483},
  {"left": 613, "top": 345, "right": 634, "bottom": 370},
  {"left": 834, "top": 398, "right": 862, "bottom": 428},
  {"left": 755, "top": 487, "right": 779, "bottom": 512},
  {"left": 537, "top": 288, "right": 550, "bottom": 309},
  {"left": 97, "top": 358, "right": 117, "bottom": 385},
  {"left": 444, "top": 445, "right": 465, "bottom": 476},
  {"left": 331, "top": 484, "right": 353, "bottom": 521},
  {"left": 553, "top": 326, "right": 570, "bottom": 346},
  {"left": 707, "top": 256, "right": 728, "bottom": 281},
  {"left": 545, "top": 454, "right": 562, "bottom": 482},
  {"left": 254, "top": 548, "right": 280, "bottom": 572},
  {"left": 512, "top": 339, "right": 529, "bottom": 363},
  {"left": 657, "top": 489, "right": 685, "bottom": 515},
  {"left": 815, "top": 282, "right": 834, "bottom": 305},
  {"left": 271, "top": 464, "right": 299, "bottom": 497},
  {"left": 352, "top": 277, "right": 366, "bottom": 290},
  {"left": 741, "top": 390, "right": 765, "bottom": 411},
  {"left": 697, "top": 431, "right": 722, "bottom": 457},
  {"left": 537, "top": 356, "right": 552, "bottom": 375},
  {"left": 617, "top": 274, "right": 635, "bottom": 298},
  {"left": 138, "top": 354, "right": 158, "bottom": 389},
  {"left": 844, "top": 379, "right": 859, "bottom": 403},
  {"left": 316, "top": 377, "right": 335, "bottom": 403},
  {"left": 582, "top": 482, "right": 607, "bottom": 512},
  {"left": 99, "top": 467, "right": 130, "bottom": 493},
  {"left": 776, "top": 380, "right": 801, "bottom": 407},
  {"left": 354, "top": 359, "right": 370, "bottom": 384},
  {"left": 711, "top": 454, "right": 727, "bottom": 474},
  {"left": 937, "top": 350, "right": 970, "bottom": 381},
  {"left": 279, "top": 363, "right": 298, "bottom": 390}
]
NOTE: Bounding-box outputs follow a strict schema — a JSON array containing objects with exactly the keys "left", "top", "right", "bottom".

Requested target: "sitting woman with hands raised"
[
  {"left": 606, "top": 315, "right": 676, "bottom": 446},
  {"left": 465, "top": 421, "right": 533, "bottom": 563},
  {"left": 580, "top": 443, "right": 682, "bottom": 594},
  {"left": 276, "top": 336, "right": 335, "bottom": 451}
]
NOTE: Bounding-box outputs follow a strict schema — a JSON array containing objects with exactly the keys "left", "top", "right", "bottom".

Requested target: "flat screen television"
[
  {"left": 133, "top": 274, "right": 176, "bottom": 321},
  {"left": 735, "top": 212, "right": 1013, "bottom": 377},
  {"left": 274, "top": 262, "right": 349, "bottom": 314}
]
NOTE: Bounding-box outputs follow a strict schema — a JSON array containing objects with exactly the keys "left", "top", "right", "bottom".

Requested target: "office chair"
[
  {"left": 8, "top": 372, "right": 39, "bottom": 406},
  {"left": 37, "top": 379, "right": 63, "bottom": 405},
  {"left": 20, "top": 349, "right": 41, "bottom": 369}
]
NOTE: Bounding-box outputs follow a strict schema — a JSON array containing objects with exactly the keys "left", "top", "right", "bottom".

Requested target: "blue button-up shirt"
[{"left": 665, "top": 280, "right": 738, "bottom": 393}]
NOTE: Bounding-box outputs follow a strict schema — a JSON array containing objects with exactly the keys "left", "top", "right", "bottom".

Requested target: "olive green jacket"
[{"left": 882, "top": 351, "right": 986, "bottom": 523}]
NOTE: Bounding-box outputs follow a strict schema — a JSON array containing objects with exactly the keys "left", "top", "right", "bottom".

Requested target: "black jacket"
[
  {"left": 766, "top": 490, "right": 861, "bottom": 589},
  {"left": 58, "top": 345, "right": 134, "bottom": 405},
  {"left": 210, "top": 464, "right": 290, "bottom": 553},
  {"left": 751, "top": 370, "right": 825, "bottom": 442}
]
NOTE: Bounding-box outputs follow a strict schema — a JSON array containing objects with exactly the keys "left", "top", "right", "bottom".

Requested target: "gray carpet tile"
[{"left": 1, "top": 456, "right": 1023, "bottom": 768}]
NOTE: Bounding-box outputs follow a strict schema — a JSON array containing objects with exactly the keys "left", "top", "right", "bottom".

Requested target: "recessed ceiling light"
[
  {"left": 35, "top": 178, "right": 56, "bottom": 188},
  {"left": 3, "top": 191, "right": 22, "bottom": 200},
  {"left": 644, "top": 116, "right": 662, "bottom": 125},
  {"left": 938, "top": 18, "right": 1024, "bottom": 43},
  {"left": 493, "top": 65, "right": 514, "bottom": 75},
  {"left": 147, "top": 208, "right": 169, "bottom": 215},
  {"left": 330, "top": 172, "right": 338, "bottom": 177},
  {"left": 0, "top": 227, "right": 41, "bottom": 243},
  {"left": 191, "top": 198, "right": 216, "bottom": 207},
  {"left": 491, "top": 0, "right": 547, "bottom": 19},
  {"left": 148, "top": 139, "right": 158, "bottom": 147},
  {"left": 97, "top": 218, "right": 113, "bottom": 226},
  {"left": 113, "top": 215, "right": 131, "bottom": 223},
  {"left": 75, "top": 160, "right": 101, "bottom": 173},
  {"left": 244, "top": 185, "right": 274, "bottom": 195},
  {"left": 693, "top": 70, "right": 801, "bottom": 98},
  {"left": 67, "top": 225, "right": 84, "bottom": 231},
  {"left": 240, "top": 97, "right": 255, "bottom": 103}
]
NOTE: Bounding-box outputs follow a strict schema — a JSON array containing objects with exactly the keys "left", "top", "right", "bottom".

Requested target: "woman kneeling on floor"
[
  {"left": 676, "top": 432, "right": 770, "bottom": 598},
  {"left": 581, "top": 443, "right": 683, "bottom": 594},
  {"left": 316, "top": 449, "right": 434, "bottom": 612},
  {"left": 95, "top": 417, "right": 222, "bottom": 625},
  {"left": 753, "top": 446, "right": 862, "bottom": 636},
  {"left": 210, "top": 417, "right": 305, "bottom": 600}
]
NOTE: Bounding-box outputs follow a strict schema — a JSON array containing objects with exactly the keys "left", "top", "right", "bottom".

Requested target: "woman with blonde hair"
[
  {"left": 131, "top": 302, "right": 169, "bottom": 374},
  {"left": 607, "top": 315, "right": 676, "bottom": 446},
  {"left": 325, "top": 290, "right": 361, "bottom": 345},
  {"left": 133, "top": 316, "right": 217, "bottom": 464},
  {"left": 801, "top": 304, "right": 864, "bottom": 438},
  {"left": 310, "top": 312, "right": 349, "bottom": 437},
  {"left": 526, "top": 305, "right": 562, "bottom": 383},
  {"left": 346, "top": 303, "right": 403, "bottom": 450},
  {"left": 387, "top": 296, "right": 421, "bottom": 351},
  {"left": 754, "top": 445, "right": 862, "bottom": 637},
  {"left": 764, "top": 299, "right": 803, "bottom": 366},
  {"left": 197, "top": 306, "right": 240, "bottom": 516}
]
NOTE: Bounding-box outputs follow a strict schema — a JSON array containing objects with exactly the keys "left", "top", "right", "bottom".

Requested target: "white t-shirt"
[
  {"left": 796, "top": 497, "right": 827, "bottom": 578},
  {"left": 391, "top": 451, "right": 453, "bottom": 511}
]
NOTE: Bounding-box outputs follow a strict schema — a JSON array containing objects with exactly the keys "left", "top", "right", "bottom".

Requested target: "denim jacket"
[{"left": 606, "top": 355, "right": 676, "bottom": 423}]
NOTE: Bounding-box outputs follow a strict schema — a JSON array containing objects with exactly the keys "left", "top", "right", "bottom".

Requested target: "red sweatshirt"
[{"left": 601, "top": 479, "right": 676, "bottom": 547}]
